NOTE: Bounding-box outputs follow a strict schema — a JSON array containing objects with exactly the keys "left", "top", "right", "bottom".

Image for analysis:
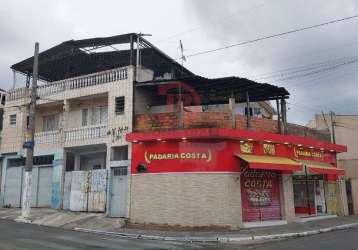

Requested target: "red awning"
[{"left": 236, "top": 154, "right": 302, "bottom": 171}]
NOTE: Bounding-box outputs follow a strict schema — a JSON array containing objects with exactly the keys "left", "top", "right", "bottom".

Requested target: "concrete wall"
[
  {"left": 0, "top": 106, "right": 27, "bottom": 154},
  {"left": 130, "top": 173, "right": 243, "bottom": 229}
]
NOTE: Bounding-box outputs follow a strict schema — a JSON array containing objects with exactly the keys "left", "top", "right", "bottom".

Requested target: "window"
[
  {"left": 99, "top": 106, "right": 108, "bottom": 124},
  {"left": 111, "top": 145, "right": 128, "bottom": 161},
  {"left": 244, "top": 107, "right": 253, "bottom": 117},
  {"left": 81, "top": 106, "right": 108, "bottom": 126},
  {"left": 81, "top": 109, "right": 89, "bottom": 126},
  {"left": 43, "top": 114, "right": 59, "bottom": 131},
  {"left": 9, "top": 114, "right": 16, "bottom": 126},
  {"left": 1, "top": 94, "right": 5, "bottom": 105},
  {"left": 254, "top": 107, "right": 262, "bottom": 116},
  {"left": 115, "top": 96, "right": 125, "bottom": 115}
]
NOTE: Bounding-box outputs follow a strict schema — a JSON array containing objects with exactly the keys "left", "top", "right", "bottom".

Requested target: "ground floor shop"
[{"left": 126, "top": 128, "right": 348, "bottom": 229}]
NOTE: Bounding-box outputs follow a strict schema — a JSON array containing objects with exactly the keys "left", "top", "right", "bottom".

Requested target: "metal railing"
[{"left": 65, "top": 125, "right": 107, "bottom": 142}]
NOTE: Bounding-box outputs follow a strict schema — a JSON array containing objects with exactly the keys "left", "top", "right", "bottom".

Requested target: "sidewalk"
[{"left": 1, "top": 208, "right": 358, "bottom": 243}]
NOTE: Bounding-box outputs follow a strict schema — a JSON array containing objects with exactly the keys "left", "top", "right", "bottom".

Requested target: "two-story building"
[{"left": 125, "top": 76, "right": 348, "bottom": 229}]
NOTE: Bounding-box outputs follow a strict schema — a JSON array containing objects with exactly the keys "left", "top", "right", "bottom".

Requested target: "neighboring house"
[
  {"left": 0, "top": 88, "right": 5, "bottom": 195},
  {"left": 0, "top": 33, "right": 192, "bottom": 215},
  {"left": 307, "top": 114, "right": 358, "bottom": 214}
]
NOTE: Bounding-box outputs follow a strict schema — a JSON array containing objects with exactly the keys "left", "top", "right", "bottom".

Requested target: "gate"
[
  {"left": 109, "top": 166, "right": 128, "bottom": 217},
  {"left": 4, "top": 166, "right": 23, "bottom": 207},
  {"left": 69, "top": 170, "right": 107, "bottom": 212}
]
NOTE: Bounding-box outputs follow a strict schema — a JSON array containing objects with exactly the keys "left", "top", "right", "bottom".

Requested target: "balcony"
[
  {"left": 6, "top": 67, "right": 128, "bottom": 102},
  {"left": 34, "top": 131, "right": 61, "bottom": 145},
  {"left": 65, "top": 125, "right": 107, "bottom": 143},
  {"left": 134, "top": 111, "right": 331, "bottom": 142}
]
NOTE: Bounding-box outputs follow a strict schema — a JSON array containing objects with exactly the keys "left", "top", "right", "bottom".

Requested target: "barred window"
[
  {"left": 115, "top": 96, "right": 125, "bottom": 115},
  {"left": 9, "top": 114, "right": 16, "bottom": 126}
]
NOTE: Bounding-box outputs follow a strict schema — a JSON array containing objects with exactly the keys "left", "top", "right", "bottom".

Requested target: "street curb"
[{"left": 74, "top": 222, "right": 358, "bottom": 243}]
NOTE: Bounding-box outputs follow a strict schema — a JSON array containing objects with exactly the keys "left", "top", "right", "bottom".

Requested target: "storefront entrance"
[
  {"left": 241, "top": 168, "right": 281, "bottom": 222},
  {"left": 293, "top": 175, "right": 327, "bottom": 216}
]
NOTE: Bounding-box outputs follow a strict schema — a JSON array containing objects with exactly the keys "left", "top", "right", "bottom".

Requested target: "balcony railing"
[
  {"left": 65, "top": 125, "right": 107, "bottom": 142},
  {"left": 6, "top": 87, "right": 29, "bottom": 102},
  {"left": 7, "top": 67, "right": 128, "bottom": 101},
  {"left": 34, "top": 130, "right": 60, "bottom": 144}
]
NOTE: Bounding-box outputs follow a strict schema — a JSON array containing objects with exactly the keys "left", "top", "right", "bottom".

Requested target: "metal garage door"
[
  {"left": 36, "top": 166, "right": 53, "bottom": 207},
  {"left": 241, "top": 169, "right": 281, "bottom": 222},
  {"left": 109, "top": 166, "right": 128, "bottom": 217},
  {"left": 4, "top": 166, "right": 23, "bottom": 207}
]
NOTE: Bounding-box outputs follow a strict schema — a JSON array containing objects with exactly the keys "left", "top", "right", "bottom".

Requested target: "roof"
[
  {"left": 136, "top": 75, "right": 289, "bottom": 104},
  {"left": 11, "top": 33, "right": 193, "bottom": 82}
]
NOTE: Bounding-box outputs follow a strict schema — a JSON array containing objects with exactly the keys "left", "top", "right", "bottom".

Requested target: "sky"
[{"left": 0, "top": 0, "right": 357, "bottom": 125}]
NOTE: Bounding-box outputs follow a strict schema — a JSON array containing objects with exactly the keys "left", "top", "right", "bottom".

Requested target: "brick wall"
[
  {"left": 134, "top": 112, "right": 331, "bottom": 142},
  {"left": 130, "top": 173, "right": 243, "bottom": 229}
]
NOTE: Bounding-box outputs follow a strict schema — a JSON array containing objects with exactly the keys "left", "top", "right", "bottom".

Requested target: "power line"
[
  {"left": 184, "top": 14, "right": 358, "bottom": 58},
  {"left": 252, "top": 55, "right": 358, "bottom": 81}
]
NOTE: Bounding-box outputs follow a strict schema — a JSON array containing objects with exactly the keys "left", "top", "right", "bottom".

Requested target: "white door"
[
  {"left": 4, "top": 166, "right": 23, "bottom": 207},
  {"left": 109, "top": 166, "right": 128, "bottom": 217}
]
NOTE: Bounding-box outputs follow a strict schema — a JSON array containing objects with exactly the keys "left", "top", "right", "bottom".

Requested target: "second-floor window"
[
  {"left": 9, "top": 114, "right": 16, "bottom": 126},
  {"left": 43, "top": 114, "right": 59, "bottom": 131},
  {"left": 115, "top": 96, "right": 125, "bottom": 115},
  {"left": 81, "top": 106, "right": 108, "bottom": 126}
]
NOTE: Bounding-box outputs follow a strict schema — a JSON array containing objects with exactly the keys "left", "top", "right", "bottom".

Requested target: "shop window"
[
  {"left": 115, "top": 96, "right": 125, "bottom": 115},
  {"left": 9, "top": 114, "right": 16, "bottom": 126}
]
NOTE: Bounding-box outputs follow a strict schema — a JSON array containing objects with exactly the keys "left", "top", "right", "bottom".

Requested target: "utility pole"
[
  {"left": 21, "top": 42, "right": 39, "bottom": 220},
  {"left": 330, "top": 111, "right": 336, "bottom": 144}
]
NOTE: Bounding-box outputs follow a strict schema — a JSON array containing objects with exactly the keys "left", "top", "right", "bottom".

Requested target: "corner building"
[{"left": 127, "top": 128, "right": 347, "bottom": 229}]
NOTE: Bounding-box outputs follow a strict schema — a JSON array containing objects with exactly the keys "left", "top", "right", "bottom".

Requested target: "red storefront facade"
[{"left": 127, "top": 128, "right": 347, "bottom": 227}]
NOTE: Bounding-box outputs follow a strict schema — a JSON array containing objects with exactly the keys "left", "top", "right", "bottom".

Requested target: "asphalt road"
[
  {"left": 0, "top": 219, "right": 206, "bottom": 250},
  {"left": 1, "top": 219, "right": 358, "bottom": 250}
]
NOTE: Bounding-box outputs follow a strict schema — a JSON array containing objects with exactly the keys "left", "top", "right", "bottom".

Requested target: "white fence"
[
  {"left": 7, "top": 67, "right": 128, "bottom": 101},
  {"left": 65, "top": 125, "right": 107, "bottom": 142},
  {"left": 34, "top": 131, "right": 60, "bottom": 144}
]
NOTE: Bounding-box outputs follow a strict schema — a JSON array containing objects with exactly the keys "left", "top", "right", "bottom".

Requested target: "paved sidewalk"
[{"left": 1, "top": 208, "right": 358, "bottom": 243}]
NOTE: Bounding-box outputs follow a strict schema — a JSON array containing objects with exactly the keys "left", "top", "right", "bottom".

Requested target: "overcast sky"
[{"left": 0, "top": 0, "right": 357, "bottom": 125}]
